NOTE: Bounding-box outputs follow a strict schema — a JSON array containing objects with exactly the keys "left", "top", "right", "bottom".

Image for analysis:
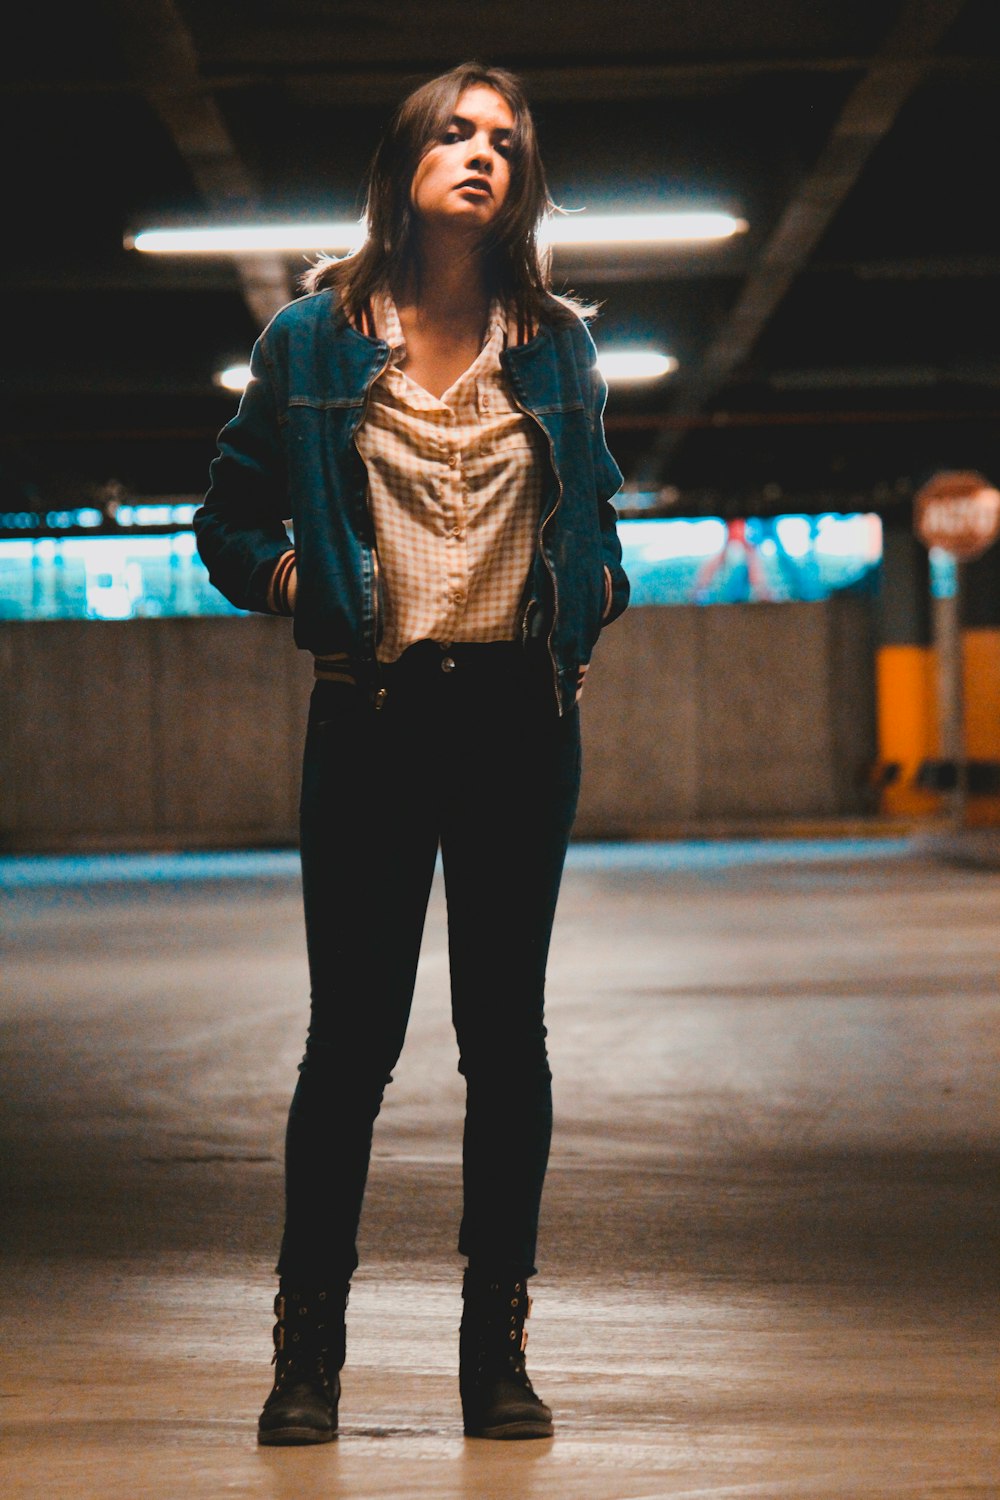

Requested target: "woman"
[{"left": 195, "top": 61, "right": 629, "bottom": 1444}]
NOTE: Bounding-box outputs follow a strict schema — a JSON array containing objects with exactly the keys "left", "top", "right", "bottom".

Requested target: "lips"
[{"left": 456, "top": 177, "right": 492, "bottom": 197}]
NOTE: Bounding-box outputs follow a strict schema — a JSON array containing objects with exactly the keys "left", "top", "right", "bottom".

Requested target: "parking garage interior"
[{"left": 2, "top": 3, "right": 999, "bottom": 1497}]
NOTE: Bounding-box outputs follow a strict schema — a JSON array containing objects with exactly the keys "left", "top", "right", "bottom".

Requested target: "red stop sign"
[{"left": 914, "top": 470, "right": 1000, "bottom": 561}]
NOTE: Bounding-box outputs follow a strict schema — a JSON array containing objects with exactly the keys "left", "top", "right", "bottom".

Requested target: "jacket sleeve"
[
  {"left": 193, "top": 334, "right": 295, "bottom": 616},
  {"left": 586, "top": 356, "right": 630, "bottom": 626}
]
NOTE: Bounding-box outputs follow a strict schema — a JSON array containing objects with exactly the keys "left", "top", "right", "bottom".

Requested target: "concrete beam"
[
  {"left": 104, "top": 0, "right": 293, "bottom": 329},
  {"left": 10, "top": 250, "right": 1000, "bottom": 297},
  {"left": 638, "top": 0, "right": 973, "bottom": 482},
  {"left": 3, "top": 52, "right": 994, "bottom": 100}
]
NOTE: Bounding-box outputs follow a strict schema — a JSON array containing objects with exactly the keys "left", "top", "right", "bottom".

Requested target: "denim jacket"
[{"left": 194, "top": 288, "right": 629, "bottom": 715}]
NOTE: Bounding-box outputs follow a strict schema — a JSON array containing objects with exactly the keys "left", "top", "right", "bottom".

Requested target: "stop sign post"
[{"left": 914, "top": 470, "right": 1000, "bottom": 827}]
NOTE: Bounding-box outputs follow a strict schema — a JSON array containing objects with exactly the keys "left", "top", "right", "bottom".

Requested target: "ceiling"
[{"left": 3, "top": 0, "right": 999, "bottom": 525}]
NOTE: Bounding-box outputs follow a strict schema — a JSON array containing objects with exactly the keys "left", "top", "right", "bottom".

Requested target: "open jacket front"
[{"left": 195, "top": 288, "right": 630, "bottom": 715}]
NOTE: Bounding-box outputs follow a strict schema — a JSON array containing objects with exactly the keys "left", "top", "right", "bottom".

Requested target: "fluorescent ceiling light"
[
  {"left": 597, "top": 351, "right": 677, "bottom": 382},
  {"left": 129, "top": 211, "right": 746, "bottom": 256},
  {"left": 543, "top": 211, "right": 746, "bottom": 247},
  {"left": 131, "top": 223, "right": 366, "bottom": 255},
  {"left": 214, "top": 352, "right": 675, "bottom": 392},
  {"left": 214, "top": 364, "right": 253, "bottom": 392}
]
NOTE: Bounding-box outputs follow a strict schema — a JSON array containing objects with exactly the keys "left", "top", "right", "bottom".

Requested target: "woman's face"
[{"left": 410, "top": 85, "right": 514, "bottom": 237}]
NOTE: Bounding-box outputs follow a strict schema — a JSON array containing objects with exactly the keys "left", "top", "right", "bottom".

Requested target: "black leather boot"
[
  {"left": 459, "top": 1272, "right": 554, "bottom": 1439},
  {"left": 257, "top": 1286, "right": 347, "bottom": 1445}
]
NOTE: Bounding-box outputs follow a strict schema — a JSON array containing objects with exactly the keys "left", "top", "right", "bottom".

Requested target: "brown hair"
[{"left": 301, "top": 62, "right": 589, "bottom": 327}]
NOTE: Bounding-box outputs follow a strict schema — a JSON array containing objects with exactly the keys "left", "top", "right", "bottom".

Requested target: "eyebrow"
[{"left": 449, "top": 113, "right": 512, "bottom": 139}]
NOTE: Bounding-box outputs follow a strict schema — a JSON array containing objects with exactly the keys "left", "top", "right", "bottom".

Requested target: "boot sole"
[
  {"left": 466, "top": 1420, "right": 554, "bottom": 1440},
  {"left": 258, "top": 1426, "right": 337, "bottom": 1445}
]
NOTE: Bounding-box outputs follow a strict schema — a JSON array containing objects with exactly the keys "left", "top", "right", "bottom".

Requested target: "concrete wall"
[
  {"left": 0, "top": 618, "right": 311, "bottom": 851},
  {"left": 576, "top": 597, "right": 876, "bottom": 834},
  {"left": 0, "top": 598, "right": 875, "bottom": 851}
]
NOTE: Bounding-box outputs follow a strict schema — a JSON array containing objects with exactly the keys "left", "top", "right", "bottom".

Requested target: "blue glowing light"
[
  {"left": 0, "top": 514, "right": 883, "bottom": 621},
  {"left": 618, "top": 514, "right": 882, "bottom": 606}
]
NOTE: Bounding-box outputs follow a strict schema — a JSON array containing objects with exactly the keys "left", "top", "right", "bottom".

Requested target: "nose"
[{"left": 466, "top": 135, "right": 495, "bottom": 174}]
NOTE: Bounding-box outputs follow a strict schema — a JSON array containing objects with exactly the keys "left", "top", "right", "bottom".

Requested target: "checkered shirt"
[{"left": 356, "top": 292, "right": 545, "bottom": 664}]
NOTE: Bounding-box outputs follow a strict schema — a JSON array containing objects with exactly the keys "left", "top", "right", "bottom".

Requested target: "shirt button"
[
  {"left": 450, "top": 527, "right": 465, "bottom": 539},
  {"left": 447, "top": 453, "right": 459, "bottom": 468},
  {"left": 452, "top": 591, "right": 465, "bottom": 604},
  {"left": 441, "top": 656, "right": 456, "bottom": 673}
]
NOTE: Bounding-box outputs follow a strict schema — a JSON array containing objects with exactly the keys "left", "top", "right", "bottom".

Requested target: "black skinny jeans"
[{"left": 276, "top": 639, "right": 582, "bottom": 1289}]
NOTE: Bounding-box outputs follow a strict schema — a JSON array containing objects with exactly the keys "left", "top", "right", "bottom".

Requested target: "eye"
[{"left": 441, "top": 127, "right": 463, "bottom": 145}]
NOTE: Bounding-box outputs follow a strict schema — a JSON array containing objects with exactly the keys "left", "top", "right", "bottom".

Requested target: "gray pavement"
[{"left": 1, "top": 841, "right": 997, "bottom": 1498}]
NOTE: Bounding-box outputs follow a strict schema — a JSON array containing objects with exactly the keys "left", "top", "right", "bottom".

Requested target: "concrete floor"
[{"left": 1, "top": 840, "right": 998, "bottom": 1499}]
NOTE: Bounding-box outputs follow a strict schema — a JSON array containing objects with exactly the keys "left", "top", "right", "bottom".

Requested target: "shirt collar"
[{"left": 373, "top": 291, "right": 405, "bottom": 356}]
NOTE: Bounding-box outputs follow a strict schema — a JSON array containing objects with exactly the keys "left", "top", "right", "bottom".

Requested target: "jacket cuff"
[
  {"left": 267, "top": 550, "right": 297, "bottom": 616},
  {"left": 602, "top": 560, "right": 630, "bottom": 626}
]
